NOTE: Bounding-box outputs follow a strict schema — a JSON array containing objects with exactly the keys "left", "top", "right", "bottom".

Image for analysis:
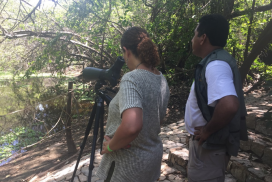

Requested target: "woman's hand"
[{"left": 101, "top": 135, "right": 112, "bottom": 155}]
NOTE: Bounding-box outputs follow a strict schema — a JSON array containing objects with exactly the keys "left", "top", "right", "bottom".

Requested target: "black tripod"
[{"left": 71, "top": 81, "right": 113, "bottom": 182}]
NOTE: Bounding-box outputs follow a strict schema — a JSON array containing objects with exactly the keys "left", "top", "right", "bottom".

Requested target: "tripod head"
[{"left": 92, "top": 79, "right": 117, "bottom": 105}]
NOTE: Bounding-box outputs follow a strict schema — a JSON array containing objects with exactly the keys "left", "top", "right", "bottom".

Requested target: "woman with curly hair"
[{"left": 96, "top": 27, "right": 170, "bottom": 182}]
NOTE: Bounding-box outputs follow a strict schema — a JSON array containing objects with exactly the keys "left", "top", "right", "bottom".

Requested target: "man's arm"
[{"left": 194, "top": 95, "right": 239, "bottom": 145}]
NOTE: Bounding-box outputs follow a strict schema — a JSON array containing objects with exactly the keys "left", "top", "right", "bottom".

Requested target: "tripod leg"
[
  {"left": 88, "top": 97, "right": 104, "bottom": 182},
  {"left": 71, "top": 103, "right": 97, "bottom": 182},
  {"left": 99, "top": 100, "right": 105, "bottom": 151}
]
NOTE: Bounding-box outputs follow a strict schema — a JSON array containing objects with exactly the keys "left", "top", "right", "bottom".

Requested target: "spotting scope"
[{"left": 83, "top": 56, "right": 125, "bottom": 87}]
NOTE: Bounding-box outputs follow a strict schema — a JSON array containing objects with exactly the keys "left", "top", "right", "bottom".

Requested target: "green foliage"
[
  {"left": 0, "top": 0, "right": 271, "bottom": 87},
  {"left": 0, "top": 127, "right": 44, "bottom": 160}
]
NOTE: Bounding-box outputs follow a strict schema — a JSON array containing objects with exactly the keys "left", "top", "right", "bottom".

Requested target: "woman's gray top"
[{"left": 97, "top": 69, "right": 170, "bottom": 182}]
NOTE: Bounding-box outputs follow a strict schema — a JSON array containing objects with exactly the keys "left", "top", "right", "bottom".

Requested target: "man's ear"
[{"left": 200, "top": 34, "right": 207, "bottom": 45}]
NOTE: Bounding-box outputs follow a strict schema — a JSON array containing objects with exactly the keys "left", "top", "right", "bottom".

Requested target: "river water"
[{"left": 0, "top": 76, "right": 92, "bottom": 166}]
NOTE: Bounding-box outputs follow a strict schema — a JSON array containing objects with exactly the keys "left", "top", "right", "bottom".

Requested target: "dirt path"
[{"left": 0, "top": 120, "right": 96, "bottom": 182}]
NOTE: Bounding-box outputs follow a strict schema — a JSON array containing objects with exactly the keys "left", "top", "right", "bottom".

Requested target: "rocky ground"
[
  {"left": 33, "top": 119, "right": 237, "bottom": 182},
  {"left": 31, "top": 89, "right": 272, "bottom": 182},
  {"left": 1, "top": 87, "right": 272, "bottom": 182}
]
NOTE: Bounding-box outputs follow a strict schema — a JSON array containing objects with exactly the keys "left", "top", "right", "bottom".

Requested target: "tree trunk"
[
  {"left": 244, "top": 0, "right": 256, "bottom": 59},
  {"left": 240, "top": 19, "right": 272, "bottom": 83},
  {"left": 223, "top": 0, "right": 235, "bottom": 18},
  {"left": 66, "top": 82, "right": 77, "bottom": 154},
  {"left": 158, "top": 44, "right": 166, "bottom": 74}
]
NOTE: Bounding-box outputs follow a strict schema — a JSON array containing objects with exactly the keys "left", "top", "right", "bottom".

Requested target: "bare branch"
[
  {"left": 143, "top": 0, "right": 154, "bottom": 8},
  {"left": 228, "top": 2, "right": 272, "bottom": 19},
  {"left": 68, "top": 39, "right": 99, "bottom": 54},
  {"left": 0, "top": 0, "right": 9, "bottom": 15},
  {"left": 0, "top": 24, "right": 7, "bottom": 34},
  {"left": 9, "top": 0, "right": 23, "bottom": 31},
  {"left": 21, "top": 0, "right": 33, "bottom": 7},
  {"left": 21, "top": 0, "right": 42, "bottom": 23},
  {"left": 111, "top": 23, "right": 123, "bottom": 35},
  {"left": 0, "top": 30, "right": 107, "bottom": 58},
  {"left": 89, "top": 9, "right": 123, "bottom": 29},
  {"left": 69, "top": 54, "right": 98, "bottom": 65}
]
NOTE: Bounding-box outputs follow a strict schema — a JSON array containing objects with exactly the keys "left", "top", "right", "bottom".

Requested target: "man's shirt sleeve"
[{"left": 205, "top": 60, "right": 238, "bottom": 107}]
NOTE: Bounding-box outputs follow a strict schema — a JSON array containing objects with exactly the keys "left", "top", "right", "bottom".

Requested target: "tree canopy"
[{"left": 0, "top": 0, "right": 272, "bottom": 85}]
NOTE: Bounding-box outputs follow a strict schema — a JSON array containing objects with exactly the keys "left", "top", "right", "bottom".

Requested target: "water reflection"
[
  {"left": 0, "top": 76, "right": 91, "bottom": 166},
  {"left": 0, "top": 76, "right": 94, "bottom": 166}
]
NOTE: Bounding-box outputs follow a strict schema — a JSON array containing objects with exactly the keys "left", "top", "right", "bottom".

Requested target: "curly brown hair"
[{"left": 121, "top": 27, "right": 160, "bottom": 69}]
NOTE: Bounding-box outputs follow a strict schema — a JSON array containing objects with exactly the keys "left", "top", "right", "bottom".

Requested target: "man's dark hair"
[{"left": 197, "top": 14, "right": 229, "bottom": 47}]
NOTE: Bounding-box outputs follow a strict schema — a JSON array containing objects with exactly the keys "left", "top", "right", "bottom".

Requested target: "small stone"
[
  {"left": 175, "top": 176, "right": 183, "bottom": 181},
  {"left": 224, "top": 177, "right": 236, "bottom": 182},
  {"left": 240, "top": 140, "right": 251, "bottom": 151},
  {"left": 162, "top": 166, "right": 176, "bottom": 175},
  {"left": 171, "top": 125, "right": 179, "bottom": 130},
  {"left": 94, "top": 158, "right": 101, "bottom": 164},
  {"left": 81, "top": 166, "right": 89, "bottom": 176},
  {"left": 163, "top": 141, "right": 176, "bottom": 149},
  {"left": 230, "top": 156, "right": 252, "bottom": 168},
  {"left": 165, "top": 127, "right": 172, "bottom": 132},
  {"left": 177, "top": 119, "right": 184, "bottom": 123},
  {"left": 71, "top": 176, "right": 79, "bottom": 182},
  {"left": 46, "top": 180, "right": 57, "bottom": 182},
  {"left": 229, "top": 161, "right": 247, "bottom": 181},
  {"left": 78, "top": 174, "right": 87, "bottom": 182},
  {"left": 91, "top": 176, "right": 99, "bottom": 181},
  {"left": 169, "top": 136, "right": 180, "bottom": 143},
  {"left": 251, "top": 139, "right": 266, "bottom": 157},
  {"left": 175, "top": 143, "right": 184, "bottom": 147},
  {"left": 265, "top": 175, "right": 272, "bottom": 182},
  {"left": 169, "top": 123, "right": 177, "bottom": 127},
  {"left": 159, "top": 175, "right": 166, "bottom": 180},
  {"left": 262, "top": 147, "right": 272, "bottom": 166},
  {"left": 54, "top": 175, "right": 66, "bottom": 181},
  {"left": 178, "top": 126, "right": 185, "bottom": 130},
  {"left": 178, "top": 123, "right": 185, "bottom": 126},
  {"left": 256, "top": 120, "right": 272, "bottom": 136},
  {"left": 168, "top": 174, "right": 176, "bottom": 180},
  {"left": 248, "top": 167, "right": 266, "bottom": 179},
  {"left": 161, "top": 162, "right": 167, "bottom": 170},
  {"left": 168, "top": 147, "right": 189, "bottom": 168},
  {"left": 163, "top": 153, "right": 169, "bottom": 160},
  {"left": 64, "top": 173, "right": 73, "bottom": 180},
  {"left": 180, "top": 137, "right": 186, "bottom": 144},
  {"left": 246, "top": 114, "right": 256, "bottom": 129},
  {"left": 173, "top": 129, "right": 182, "bottom": 134}
]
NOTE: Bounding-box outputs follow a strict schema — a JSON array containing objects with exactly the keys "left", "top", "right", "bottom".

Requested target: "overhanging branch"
[
  {"left": 228, "top": 2, "right": 272, "bottom": 19},
  {"left": 0, "top": 30, "right": 111, "bottom": 60},
  {"left": 21, "top": 0, "right": 42, "bottom": 23},
  {"left": 70, "top": 54, "right": 98, "bottom": 65}
]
